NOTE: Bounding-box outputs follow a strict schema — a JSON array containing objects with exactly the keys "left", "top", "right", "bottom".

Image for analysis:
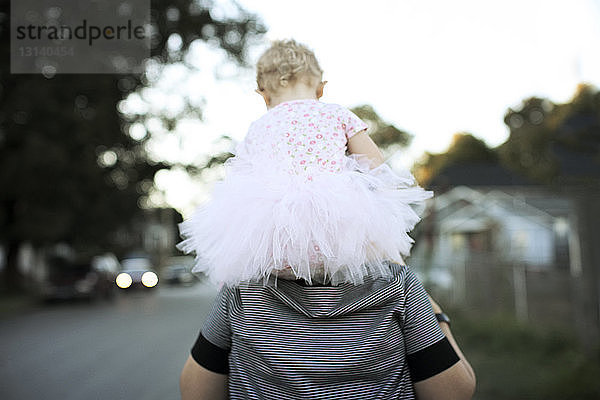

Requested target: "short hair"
[{"left": 256, "top": 39, "right": 323, "bottom": 94}]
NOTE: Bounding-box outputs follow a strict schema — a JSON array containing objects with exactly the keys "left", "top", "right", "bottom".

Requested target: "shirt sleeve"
[
  {"left": 338, "top": 106, "right": 368, "bottom": 140},
  {"left": 401, "top": 268, "right": 460, "bottom": 382},
  {"left": 190, "top": 285, "right": 233, "bottom": 374}
]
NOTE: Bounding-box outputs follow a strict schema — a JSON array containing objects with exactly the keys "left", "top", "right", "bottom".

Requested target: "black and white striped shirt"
[{"left": 191, "top": 261, "right": 459, "bottom": 399}]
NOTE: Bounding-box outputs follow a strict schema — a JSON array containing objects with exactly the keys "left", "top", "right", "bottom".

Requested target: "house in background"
[
  {"left": 408, "top": 159, "right": 598, "bottom": 349},
  {"left": 410, "top": 185, "right": 574, "bottom": 273},
  {"left": 410, "top": 160, "right": 584, "bottom": 274}
]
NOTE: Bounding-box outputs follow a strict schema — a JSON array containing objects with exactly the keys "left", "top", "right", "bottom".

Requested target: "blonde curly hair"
[{"left": 256, "top": 39, "right": 323, "bottom": 94}]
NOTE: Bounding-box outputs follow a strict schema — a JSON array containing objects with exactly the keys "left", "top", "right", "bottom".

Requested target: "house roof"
[
  {"left": 427, "top": 161, "right": 538, "bottom": 192},
  {"left": 431, "top": 186, "right": 483, "bottom": 212},
  {"left": 426, "top": 144, "right": 600, "bottom": 192},
  {"left": 551, "top": 143, "right": 600, "bottom": 179},
  {"left": 431, "top": 186, "right": 558, "bottom": 232}
]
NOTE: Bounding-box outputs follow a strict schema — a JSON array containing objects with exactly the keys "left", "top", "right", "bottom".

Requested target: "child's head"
[{"left": 256, "top": 39, "right": 324, "bottom": 99}]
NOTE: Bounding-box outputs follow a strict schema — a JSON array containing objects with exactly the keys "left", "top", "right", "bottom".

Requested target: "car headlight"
[
  {"left": 141, "top": 271, "right": 158, "bottom": 288},
  {"left": 116, "top": 272, "right": 132, "bottom": 289}
]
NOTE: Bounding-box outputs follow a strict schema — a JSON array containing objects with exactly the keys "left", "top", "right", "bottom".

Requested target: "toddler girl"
[
  {"left": 176, "top": 39, "right": 432, "bottom": 286},
  {"left": 178, "top": 39, "right": 475, "bottom": 399}
]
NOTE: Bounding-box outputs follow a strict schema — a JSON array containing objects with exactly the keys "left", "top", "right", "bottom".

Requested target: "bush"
[{"left": 447, "top": 308, "right": 600, "bottom": 400}]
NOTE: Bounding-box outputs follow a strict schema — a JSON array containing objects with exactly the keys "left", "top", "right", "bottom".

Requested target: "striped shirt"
[{"left": 191, "top": 261, "right": 459, "bottom": 399}]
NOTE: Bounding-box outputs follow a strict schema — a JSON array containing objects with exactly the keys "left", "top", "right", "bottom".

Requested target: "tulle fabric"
[{"left": 176, "top": 150, "right": 432, "bottom": 286}]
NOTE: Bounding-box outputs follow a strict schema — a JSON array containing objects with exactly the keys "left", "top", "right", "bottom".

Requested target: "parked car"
[
  {"left": 161, "top": 264, "right": 195, "bottom": 286},
  {"left": 115, "top": 257, "right": 159, "bottom": 290},
  {"left": 161, "top": 256, "right": 198, "bottom": 286},
  {"left": 38, "top": 253, "right": 119, "bottom": 302}
]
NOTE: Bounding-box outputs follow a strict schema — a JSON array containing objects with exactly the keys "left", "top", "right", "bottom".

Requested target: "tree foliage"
[
  {"left": 350, "top": 105, "right": 412, "bottom": 154},
  {"left": 498, "top": 83, "right": 600, "bottom": 185},
  {"left": 414, "top": 84, "right": 600, "bottom": 187},
  {"left": 0, "top": 0, "right": 265, "bottom": 292},
  {"left": 414, "top": 133, "right": 497, "bottom": 185},
  {"left": 497, "top": 97, "right": 559, "bottom": 183}
]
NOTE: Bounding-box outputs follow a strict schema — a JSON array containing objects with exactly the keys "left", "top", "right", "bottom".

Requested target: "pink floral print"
[{"left": 243, "top": 99, "right": 368, "bottom": 175}]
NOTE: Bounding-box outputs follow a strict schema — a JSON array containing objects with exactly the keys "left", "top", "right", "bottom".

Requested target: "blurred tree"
[
  {"left": 414, "top": 132, "right": 497, "bottom": 185},
  {"left": 497, "top": 97, "right": 559, "bottom": 183},
  {"left": 0, "top": 0, "right": 265, "bottom": 293},
  {"left": 413, "top": 84, "right": 600, "bottom": 187},
  {"left": 498, "top": 84, "right": 600, "bottom": 185},
  {"left": 350, "top": 105, "right": 413, "bottom": 152}
]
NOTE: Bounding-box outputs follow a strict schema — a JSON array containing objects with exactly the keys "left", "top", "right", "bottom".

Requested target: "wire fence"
[{"left": 409, "top": 251, "right": 577, "bottom": 334}]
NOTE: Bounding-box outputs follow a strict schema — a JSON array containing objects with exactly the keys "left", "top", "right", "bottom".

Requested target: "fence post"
[
  {"left": 513, "top": 262, "right": 528, "bottom": 323},
  {"left": 452, "top": 253, "right": 467, "bottom": 306}
]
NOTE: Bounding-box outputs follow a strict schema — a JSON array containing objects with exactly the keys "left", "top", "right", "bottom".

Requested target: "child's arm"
[
  {"left": 347, "top": 130, "right": 385, "bottom": 169},
  {"left": 180, "top": 355, "right": 228, "bottom": 400}
]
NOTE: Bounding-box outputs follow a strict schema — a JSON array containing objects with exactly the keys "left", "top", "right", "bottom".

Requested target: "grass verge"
[{"left": 448, "top": 308, "right": 600, "bottom": 400}]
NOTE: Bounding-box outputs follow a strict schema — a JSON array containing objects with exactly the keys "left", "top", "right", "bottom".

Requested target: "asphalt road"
[{"left": 0, "top": 282, "right": 220, "bottom": 400}]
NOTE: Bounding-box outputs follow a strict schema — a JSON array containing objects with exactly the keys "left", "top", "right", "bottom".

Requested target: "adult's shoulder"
[
  {"left": 349, "top": 261, "right": 415, "bottom": 305},
  {"left": 386, "top": 260, "right": 414, "bottom": 282},
  {"left": 382, "top": 261, "right": 424, "bottom": 301}
]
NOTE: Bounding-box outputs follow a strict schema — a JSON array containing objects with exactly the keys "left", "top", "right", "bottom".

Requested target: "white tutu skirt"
[{"left": 176, "top": 152, "right": 433, "bottom": 286}]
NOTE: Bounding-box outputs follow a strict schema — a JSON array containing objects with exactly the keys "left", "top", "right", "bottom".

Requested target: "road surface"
[{"left": 0, "top": 282, "right": 219, "bottom": 400}]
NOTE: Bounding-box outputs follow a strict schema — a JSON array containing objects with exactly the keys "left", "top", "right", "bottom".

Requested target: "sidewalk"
[{"left": 0, "top": 293, "right": 39, "bottom": 317}]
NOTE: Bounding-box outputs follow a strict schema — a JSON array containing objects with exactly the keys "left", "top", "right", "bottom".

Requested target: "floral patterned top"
[{"left": 238, "top": 99, "right": 368, "bottom": 178}]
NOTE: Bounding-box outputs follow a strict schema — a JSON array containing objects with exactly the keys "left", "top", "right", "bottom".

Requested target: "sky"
[{"left": 129, "top": 0, "right": 600, "bottom": 215}]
